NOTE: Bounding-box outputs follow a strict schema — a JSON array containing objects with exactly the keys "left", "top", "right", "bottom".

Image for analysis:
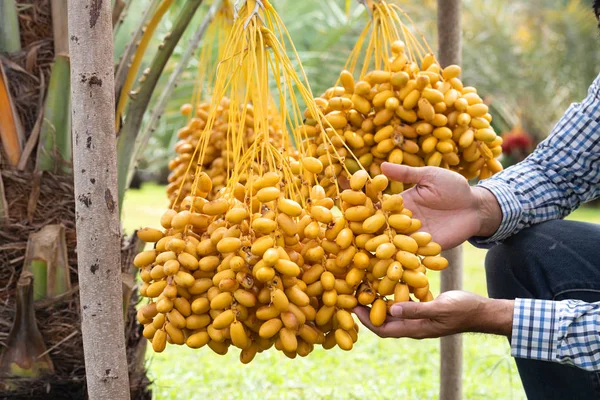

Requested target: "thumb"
[
  {"left": 381, "top": 163, "right": 432, "bottom": 184},
  {"left": 390, "top": 301, "right": 435, "bottom": 319}
]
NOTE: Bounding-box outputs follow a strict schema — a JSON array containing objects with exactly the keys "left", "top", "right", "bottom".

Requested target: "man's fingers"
[
  {"left": 354, "top": 306, "right": 374, "bottom": 328},
  {"left": 390, "top": 301, "right": 437, "bottom": 319},
  {"left": 354, "top": 305, "right": 433, "bottom": 339},
  {"left": 379, "top": 319, "right": 432, "bottom": 339},
  {"left": 381, "top": 163, "right": 430, "bottom": 184},
  {"left": 354, "top": 305, "right": 393, "bottom": 336}
]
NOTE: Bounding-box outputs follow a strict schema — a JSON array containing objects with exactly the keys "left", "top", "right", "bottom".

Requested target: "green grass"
[
  {"left": 123, "top": 184, "right": 600, "bottom": 400},
  {"left": 122, "top": 183, "right": 170, "bottom": 235}
]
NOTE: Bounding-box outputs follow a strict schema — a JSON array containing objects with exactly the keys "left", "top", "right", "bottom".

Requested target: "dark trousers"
[{"left": 485, "top": 219, "right": 600, "bottom": 400}]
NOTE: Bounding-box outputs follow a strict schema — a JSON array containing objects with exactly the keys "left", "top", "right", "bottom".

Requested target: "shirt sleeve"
[
  {"left": 471, "top": 73, "right": 600, "bottom": 247},
  {"left": 511, "top": 298, "right": 600, "bottom": 372}
]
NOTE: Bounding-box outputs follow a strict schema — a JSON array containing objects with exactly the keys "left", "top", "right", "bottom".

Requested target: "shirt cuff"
[
  {"left": 470, "top": 178, "right": 522, "bottom": 246},
  {"left": 511, "top": 298, "right": 557, "bottom": 363}
]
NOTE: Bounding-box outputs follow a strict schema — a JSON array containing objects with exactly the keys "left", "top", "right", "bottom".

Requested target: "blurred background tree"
[{"left": 124, "top": 0, "right": 600, "bottom": 181}]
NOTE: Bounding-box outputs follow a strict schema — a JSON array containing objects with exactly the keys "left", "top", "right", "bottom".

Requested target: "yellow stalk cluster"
[
  {"left": 299, "top": 1, "right": 503, "bottom": 195},
  {"left": 167, "top": 99, "right": 284, "bottom": 206},
  {"left": 135, "top": 0, "right": 449, "bottom": 362},
  {"left": 166, "top": 1, "right": 239, "bottom": 206}
]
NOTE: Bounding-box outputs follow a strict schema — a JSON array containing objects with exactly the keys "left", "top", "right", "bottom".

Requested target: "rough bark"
[
  {"left": 437, "top": 0, "right": 462, "bottom": 67},
  {"left": 437, "top": 1, "right": 463, "bottom": 400},
  {"left": 440, "top": 246, "right": 463, "bottom": 400},
  {"left": 67, "top": 1, "right": 131, "bottom": 399}
]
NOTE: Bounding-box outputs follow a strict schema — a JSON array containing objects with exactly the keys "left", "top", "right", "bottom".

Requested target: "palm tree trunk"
[
  {"left": 437, "top": 2, "right": 463, "bottom": 400},
  {"left": 67, "top": 1, "right": 130, "bottom": 399}
]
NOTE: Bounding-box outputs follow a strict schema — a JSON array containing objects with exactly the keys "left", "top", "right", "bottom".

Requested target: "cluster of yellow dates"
[
  {"left": 134, "top": 167, "right": 448, "bottom": 362},
  {"left": 299, "top": 40, "right": 503, "bottom": 195},
  {"left": 139, "top": 3, "right": 468, "bottom": 363},
  {"left": 166, "top": 99, "right": 285, "bottom": 207}
]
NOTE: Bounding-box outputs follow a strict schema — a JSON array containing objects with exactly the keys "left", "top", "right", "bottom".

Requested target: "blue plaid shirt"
[{"left": 475, "top": 73, "right": 600, "bottom": 370}]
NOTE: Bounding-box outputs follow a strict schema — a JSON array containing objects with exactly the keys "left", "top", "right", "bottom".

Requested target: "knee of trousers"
[
  {"left": 484, "top": 227, "right": 541, "bottom": 299},
  {"left": 485, "top": 243, "right": 516, "bottom": 299}
]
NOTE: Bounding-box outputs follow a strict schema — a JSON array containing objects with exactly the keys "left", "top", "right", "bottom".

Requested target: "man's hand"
[
  {"left": 381, "top": 162, "right": 503, "bottom": 249},
  {"left": 354, "top": 291, "right": 514, "bottom": 339}
]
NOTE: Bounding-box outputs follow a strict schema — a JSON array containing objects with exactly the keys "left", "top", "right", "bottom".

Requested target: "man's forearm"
[
  {"left": 472, "top": 186, "right": 503, "bottom": 238},
  {"left": 471, "top": 298, "right": 514, "bottom": 337}
]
